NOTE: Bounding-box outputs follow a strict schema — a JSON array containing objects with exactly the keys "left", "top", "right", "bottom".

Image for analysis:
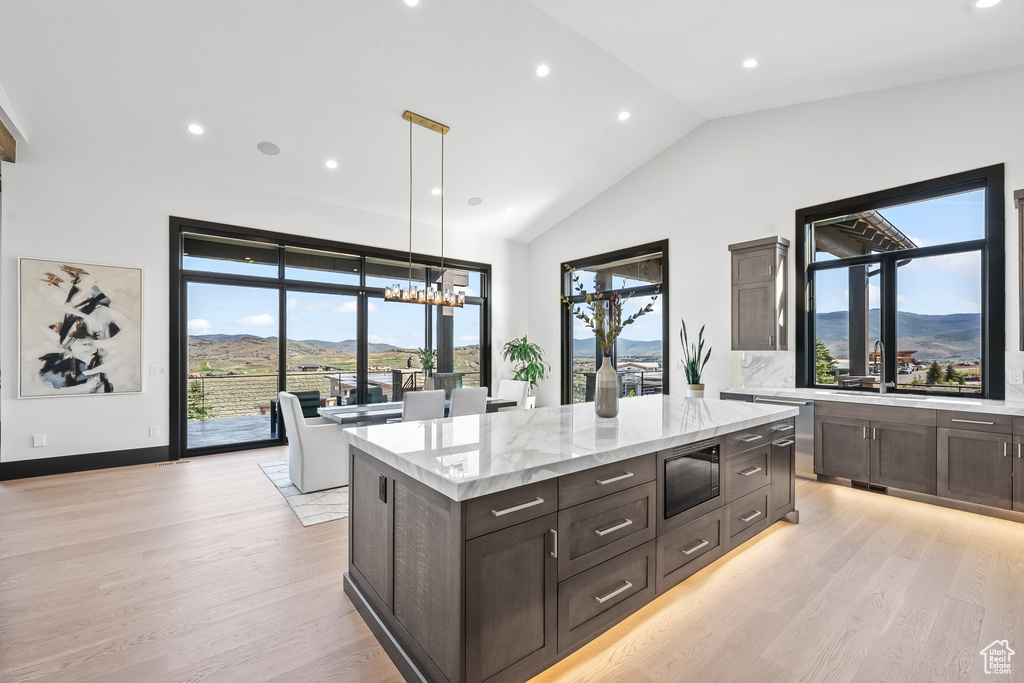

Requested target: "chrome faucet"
[{"left": 873, "top": 340, "right": 892, "bottom": 393}]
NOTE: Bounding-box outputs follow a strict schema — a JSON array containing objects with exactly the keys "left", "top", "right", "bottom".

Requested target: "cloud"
[
  {"left": 334, "top": 301, "right": 358, "bottom": 314},
  {"left": 289, "top": 297, "right": 330, "bottom": 311},
  {"left": 333, "top": 301, "right": 379, "bottom": 314},
  {"left": 234, "top": 313, "right": 275, "bottom": 326},
  {"left": 187, "top": 318, "right": 211, "bottom": 334}
]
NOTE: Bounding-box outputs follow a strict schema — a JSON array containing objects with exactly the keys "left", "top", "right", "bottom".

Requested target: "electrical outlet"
[
  {"left": 32, "top": 434, "right": 46, "bottom": 448},
  {"left": 149, "top": 426, "right": 159, "bottom": 437},
  {"left": 1012, "top": 370, "right": 1023, "bottom": 385}
]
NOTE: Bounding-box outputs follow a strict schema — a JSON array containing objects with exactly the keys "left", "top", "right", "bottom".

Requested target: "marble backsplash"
[
  {"left": 735, "top": 349, "right": 1024, "bottom": 399},
  {"left": 734, "top": 350, "right": 795, "bottom": 389}
]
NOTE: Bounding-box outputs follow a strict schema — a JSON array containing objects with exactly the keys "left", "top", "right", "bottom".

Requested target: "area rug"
[{"left": 258, "top": 459, "right": 349, "bottom": 527}]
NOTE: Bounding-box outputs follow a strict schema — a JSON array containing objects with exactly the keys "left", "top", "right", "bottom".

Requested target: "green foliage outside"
[
  {"left": 187, "top": 379, "right": 216, "bottom": 421},
  {"left": 925, "top": 361, "right": 943, "bottom": 385},
  {"left": 815, "top": 340, "right": 838, "bottom": 384},
  {"left": 415, "top": 348, "right": 437, "bottom": 375}
]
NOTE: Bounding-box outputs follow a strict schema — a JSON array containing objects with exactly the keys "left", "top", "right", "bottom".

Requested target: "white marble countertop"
[
  {"left": 341, "top": 394, "right": 797, "bottom": 501},
  {"left": 722, "top": 386, "right": 1024, "bottom": 417}
]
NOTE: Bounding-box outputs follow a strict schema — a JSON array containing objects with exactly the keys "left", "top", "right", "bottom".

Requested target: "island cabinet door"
[
  {"left": 868, "top": 422, "right": 936, "bottom": 495},
  {"left": 1015, "top": 438, "right": 1024, "bottom": 513},
  {"left": 769, "top": 436, "right": 795, "bottom": 522},
  {"left": 814, "top": 415, "right": 870, "bottom": 481},
  {"left": 937, "top": 428, "right": 1013, "bottom": 510},
  {"left": 465, "top": 513, "right": 557, "bottom": 683}
]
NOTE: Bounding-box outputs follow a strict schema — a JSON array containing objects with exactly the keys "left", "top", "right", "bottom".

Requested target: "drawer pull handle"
[
  {"left": 1019, "top": 443, "right": 1022, "bottom": 459},
  {"left": 595, "top": 518, "right": 633, "bottom": 536},
  {"left": 773, "top": 439, "right": 795, "bottom": 447},
  {"left": 740, "top": 510, "right": 763, "bottom": 523},
  {"left": 772, "top": 424, "right": 795, "bottom": 431},
  {"left": 738, "top": 466, "right": 763, "bottom": 477},
  {"left": 491, "top": 497, "right": 544, "bottom": 517},
  {"left": 1004, "top": 442, "right": 1009, "bottom": 457},
  {"left": 951, "top": 418, "right": 995, "bottom": 425},
  {"left": 680, "top": 539, "right": 710, "bottom": 555},
  {"left": 550, "top": 529, "right": 558, "bottom": 558},
  {"left": 595, "top": 472, "right": 634, "bottom": 486},
  {"left": 755, "top": 398, "right": 809, "bottom": 406},
  {"left": 594, "top": 581, "right": 633, "bottom": 604},
  {"left": 739, "top": 435, "right": 763, "bottom": 443}
]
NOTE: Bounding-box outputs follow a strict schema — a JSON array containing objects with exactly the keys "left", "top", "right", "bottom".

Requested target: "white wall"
[
  {"left": 528, "top": 66, "right": 1024, "bottom": 408},
  {"left": 0, "top": 145, "right": 528, "bottom": 462}
]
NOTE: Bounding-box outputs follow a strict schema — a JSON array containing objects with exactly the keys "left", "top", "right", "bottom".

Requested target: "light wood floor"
[{"left": 2, "top": 450, "right": 1022, "bottom": 683}]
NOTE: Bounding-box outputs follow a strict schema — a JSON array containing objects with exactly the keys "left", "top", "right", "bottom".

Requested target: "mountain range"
[
  {"left": 815, "top": 310, "right": 980, "bottom": 361},
  {"left": 188, "top": 334, "right": 402, "bottom": 361},
  {"left": 573, "top": 338, "right": 662, "bottom": 357}
]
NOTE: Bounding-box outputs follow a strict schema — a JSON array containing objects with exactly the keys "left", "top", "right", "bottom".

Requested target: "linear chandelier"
[{"left": 384, "top": 111, "right": 465, "bottom": 308}]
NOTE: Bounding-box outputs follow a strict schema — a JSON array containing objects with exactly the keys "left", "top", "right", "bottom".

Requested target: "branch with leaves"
[{"left": 561, "top": 266, "right": 659, "bottom": 355}]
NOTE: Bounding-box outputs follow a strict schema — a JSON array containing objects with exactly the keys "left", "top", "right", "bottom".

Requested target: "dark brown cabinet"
[
  {"left": 869, "top": 421, "right": 936, "bottom": 495},
  {"left": 815, "top": 402, "right": 936, "bottom": 493},
  {"left": 1014, "top": 438, "right": 1024, "bottom": 513},
  {"left": 938, "top": 428, "right": 1013, "bottom": 510},
  {"left": 770, "top": 436, "right": 795, "bottom": 521},
  {"left": 729, "top": 236, "right": 789, "bottom": 351},
  {"left": 465, "top": 513, "right": 558, "bottom": 683},
  {"left": 814, "top": 415, "right": 870, "bottom": 480}
]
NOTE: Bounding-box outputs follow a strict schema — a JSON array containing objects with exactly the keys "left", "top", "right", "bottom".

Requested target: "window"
[
  {"left": 561, "top": 242, "right": 668, "bottom": 404},
  {"left": 796, "top": 166, "right": 1004, "bottom": 399},
  {"left": 171, "top": 218, "right": 491, "bottom": 456}
]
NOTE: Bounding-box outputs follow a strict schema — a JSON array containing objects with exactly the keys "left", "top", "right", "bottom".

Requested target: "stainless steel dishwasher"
[{"left": 721, "top": 392, "right": 815, "bottom": 479}]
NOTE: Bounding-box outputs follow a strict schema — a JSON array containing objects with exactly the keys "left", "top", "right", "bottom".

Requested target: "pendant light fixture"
[{"left": 384, "top": 111, "right": 465, "bottom": 308}]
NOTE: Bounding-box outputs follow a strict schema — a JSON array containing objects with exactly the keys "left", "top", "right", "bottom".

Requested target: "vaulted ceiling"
[{"left": 1, "top": 0, "right": 1021, "bottom": 242}]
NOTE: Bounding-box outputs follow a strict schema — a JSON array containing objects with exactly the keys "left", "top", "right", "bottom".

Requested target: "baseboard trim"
[{"left": 0, "top": 446, "right": 171, "bottom": 480}]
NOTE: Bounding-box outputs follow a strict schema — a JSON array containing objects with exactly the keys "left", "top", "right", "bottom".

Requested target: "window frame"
[
  {"left": 560, "top": 240, "right": 669, "bottom": 404},
  {"left": 169, "top": 216, "right": 491, "bottom": 458},
  {"left": 795, "top": 165, "right": 1004, "bottom": 400}
]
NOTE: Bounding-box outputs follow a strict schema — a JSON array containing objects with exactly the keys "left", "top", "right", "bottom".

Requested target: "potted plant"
[
  {"left": 680, "top": 319, "right": 711, "bottom": 398},
  {"left": 415, "top": 347, "right": 437, "bottom": 390},
  {"left": 501, "top": 336, "right": 549, "bottom": 408}
]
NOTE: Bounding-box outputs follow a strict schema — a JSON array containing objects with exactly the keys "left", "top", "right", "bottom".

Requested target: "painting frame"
[{"left": 19, "top": 257, "right": 143, "bottom": 398}]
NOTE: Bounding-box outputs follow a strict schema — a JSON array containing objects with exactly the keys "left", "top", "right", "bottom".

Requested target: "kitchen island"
[{"left": 342, "top": 395, "right": 798, "bottom": 683}]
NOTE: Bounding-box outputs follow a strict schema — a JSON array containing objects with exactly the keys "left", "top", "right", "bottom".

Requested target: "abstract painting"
[{"left": 19, "top": 258, "right": 142, "bottom": 397}]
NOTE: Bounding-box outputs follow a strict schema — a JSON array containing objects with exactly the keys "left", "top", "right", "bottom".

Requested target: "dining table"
[{"left": 317, "top": 396, "right": 518, "bottom": 427}]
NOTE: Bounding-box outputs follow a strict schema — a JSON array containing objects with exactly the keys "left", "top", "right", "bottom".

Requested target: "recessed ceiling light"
[
  {"left": 536, "top": 64, "right": 550, "bottom": 77},
  {"left": 468, "top": 197, "right": 483, "bottom": 206},
  {"left": 404, "top": 0, "right": 419, "bottom": 5},
  {"left": 325, "top": 159, "right": 338, "bottom": 169},
  {"left": 431, "top": 187, "right": 441, "bottom": 195},
  {"left": 618, "top": 111, "right": 630, "bottom": 121},
  {"left": 187, "top": 123, "right": 204, "bottom": 135},
  {"left": 256, "top": 141, "right": 281, "bottom": 155},
  {"left": 974, "top": 0, "right": 1000, "bottom": 6},
  {"left": 743, "top": 58, "right": 759, "bottom": 68},
  {"left": 505, "top": 207, "right": 514, "bottom": 214}
]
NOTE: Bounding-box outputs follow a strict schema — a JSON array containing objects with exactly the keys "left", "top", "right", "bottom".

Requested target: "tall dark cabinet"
[{"left": 729, "top": 236, "right": 789, "bottom": 350}]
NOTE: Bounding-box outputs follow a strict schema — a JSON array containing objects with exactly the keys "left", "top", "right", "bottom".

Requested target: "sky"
[
  {"left": 187, "top": 285, "right": 480, "bottom": 349},
  {"left": 813, "top": 189, "right": 985, "bottom": 316}
]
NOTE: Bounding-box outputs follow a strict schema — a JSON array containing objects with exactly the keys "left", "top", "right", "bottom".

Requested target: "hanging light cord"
[
  {"left": 440, "top": 131, "right": 445, "bottom": 292},
  {"left": 407, "top": 118, "right": 413, "bottom": 290}
]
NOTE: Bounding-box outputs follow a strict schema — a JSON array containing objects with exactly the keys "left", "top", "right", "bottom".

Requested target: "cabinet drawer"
[
  {"left": 936, "top": 410, "right": 1012, "bottom": 434},
  {"left": 768, "top": 418, "right": 796, "bottom": 437},
  {"left": 465, "top": 479, "right": 558, "bottom": 540},
  {"left": 657, "top": 506, "right": 725, "bottom": 593},
  {"left": 557, "top": 540, "right": 656, "bottom": 653},
  {"left": 728, "top": 485, "right": 770, "bottom": 542},
  {"left": 559, "top": 453, "right": 656, "bottom": 509},
  {"left": 724, "top": 445, "right": 771, "bottom": 503},
  {"left": 557, "top": 481, "right": 657, "bottom": 580},
  {"left": 722, "top": 423, "right": 772, "bottom": 457}
]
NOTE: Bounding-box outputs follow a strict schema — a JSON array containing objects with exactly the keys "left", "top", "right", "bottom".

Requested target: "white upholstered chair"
[
  {"left": 278, "top": 391, "right": 348, "bottom": 494},
  {"left": 402, "top": 389, "right": 446, "bottom": 421},
  {"left": 496, "top": 379, "right": 529, "bottom": 410},
  {"left": 449, "top": 387, "right": 489, "bottom": 417}
]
